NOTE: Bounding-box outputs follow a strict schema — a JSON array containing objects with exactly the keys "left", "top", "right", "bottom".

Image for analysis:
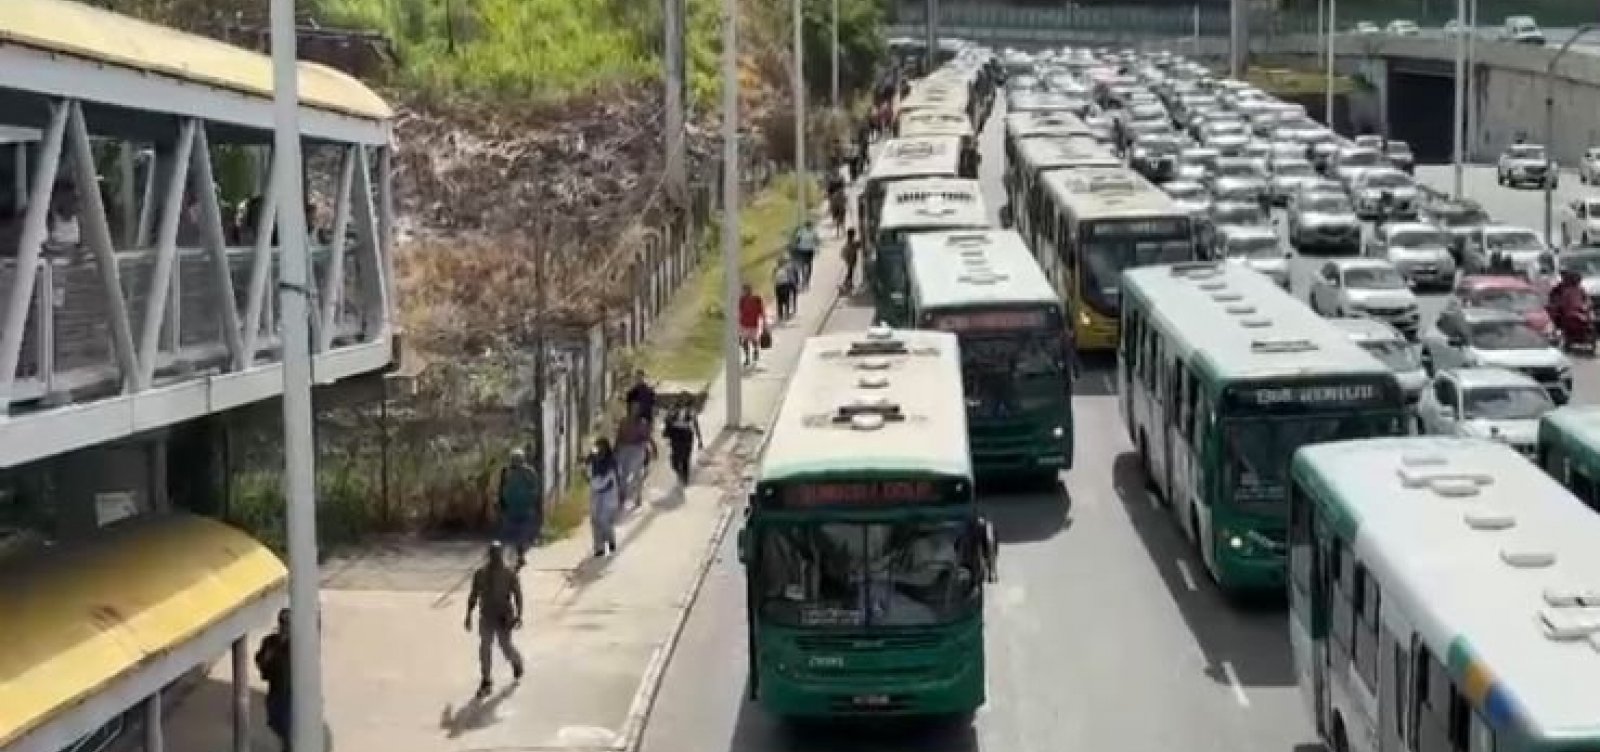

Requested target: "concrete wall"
[{"left": 1472, "top": 65, "right": 1600, "bottom": 164}]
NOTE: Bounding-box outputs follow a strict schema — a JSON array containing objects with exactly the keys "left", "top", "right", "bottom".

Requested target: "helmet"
[{"left": 1563, "top": 269, "right": 1582, "bottom": 285}]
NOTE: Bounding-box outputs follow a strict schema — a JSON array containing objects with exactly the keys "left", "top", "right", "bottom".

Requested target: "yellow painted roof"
[
  {"left": 0, "top": 515, "right": 287, "bottom": 747},
  {"left": 0, "top": 0, "right": 393, "bottom": 121}
]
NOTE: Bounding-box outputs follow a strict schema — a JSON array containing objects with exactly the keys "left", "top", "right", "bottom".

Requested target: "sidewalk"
[{"left": 152, "top": 197, "right": 855, "bottom": 752}]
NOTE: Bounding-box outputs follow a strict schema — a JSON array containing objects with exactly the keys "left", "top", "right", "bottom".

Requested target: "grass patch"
[{"left": 639, "top": 174, "right": 802, "bottom": 383}]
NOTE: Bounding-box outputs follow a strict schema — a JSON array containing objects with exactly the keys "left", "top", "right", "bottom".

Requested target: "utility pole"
[
  {"left": 793, "top": 0, "right": 807, "bottom": 227},
  {"left": 722, "top": 0, "right": 742, "bottom": 429},
  {"left": 1228, "top": 0, "right": 1246, "bottom": 79},
  {"left": 665, "top": 0, "right": 688, "bottom": 204},
  {"left": 1464, "top": 0, "right": 1477, "bottom": 164},
  {"left": 1451, "top": 0, "right": 1465, "bottom": 196},
  {"left": 268, "top": 1, "right": 324, "bottom": 751},
  {"left": 831, "top": 0, "right": 840, "bottom": 109},
  {"left": 924, "top": 0, "right": 937, "bottom": 75},
  {"left": 531, "top": 236, "right": 547, "bottom": 490},
  {"left": 1324, "top": 0, "right": 1337, "bottom": 129}
]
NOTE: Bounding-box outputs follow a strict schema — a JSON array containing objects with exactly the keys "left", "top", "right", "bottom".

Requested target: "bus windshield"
[
  {"left": 1082, "top": 232, "right": 1193, "bottom": 313},
  {"left": 959, "top": 331, "right": 1065, "bottom": 416},
  {"left": 758, "top": 519, "right": 982, "bottom": 628},
  {"left": 1225, "top": 413, "right": 1405, "bottom": 506}
]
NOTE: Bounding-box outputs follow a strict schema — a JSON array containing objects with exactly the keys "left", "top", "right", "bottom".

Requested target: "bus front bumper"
[
  {"left": 971, "top": 423, "right": 1072, "bottom": 476},
  {"left": 758, "top": 654, "right": 986, "bottom": 718},
  {"left": 1214, "top": 529, "right": 1287, "bottom": 592}
]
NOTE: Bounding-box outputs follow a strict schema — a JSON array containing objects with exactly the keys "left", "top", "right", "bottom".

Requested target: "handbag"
[{"left": 758, "top": 327, "right": 773, "bottom": 350}]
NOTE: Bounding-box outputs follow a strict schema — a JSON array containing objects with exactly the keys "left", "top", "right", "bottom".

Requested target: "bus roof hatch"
[{"left": 1249, "top": 337, "right": 1317, "bottom": 353}]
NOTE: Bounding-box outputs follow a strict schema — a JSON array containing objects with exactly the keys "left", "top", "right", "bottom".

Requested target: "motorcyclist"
[
  {"left": 1375, "top": 190, "right": 1395, "bottom": 230},
  {"left": 1551, "top": 270, "right": 1586, "bottom": 309}
]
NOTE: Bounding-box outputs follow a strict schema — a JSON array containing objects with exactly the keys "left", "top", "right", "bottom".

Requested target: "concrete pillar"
[
  {"left": 232, "top": 639, "right": 251, "bottom": 752},
  {"left": 144, "top": 691, "right": 164, "bottom": 752}
]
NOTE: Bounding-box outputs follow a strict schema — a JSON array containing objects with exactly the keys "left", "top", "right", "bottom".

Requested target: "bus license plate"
[{"left": 852, "top": 694, "right": 892, "bottom": 707}]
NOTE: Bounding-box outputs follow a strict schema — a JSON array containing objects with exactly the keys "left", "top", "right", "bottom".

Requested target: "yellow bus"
[
  {"left": 1005, "top": 136, "right": 1120, "bottom": 260},
  {"left": 1036, "top": 167, "right": 1197, "bottom": 351}
]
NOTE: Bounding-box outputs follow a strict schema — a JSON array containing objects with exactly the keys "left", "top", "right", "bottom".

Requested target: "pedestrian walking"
[
  {"left": 587, "top": 439, "right": 622, "bottom": 556},
  {"left": 496, "top": 448, "right": 542, "bottom": 570},
  {"left": 841, "top": 228, "right": 861, "bottom": 293},
  {"left": 738, "top": 283, "right": 766, "bottom": 367},
  {"left": 663, "top": 406, "right": 704, "bottom": 485},
  {"left": 624, "top": 369, "right": 658, "bottom": 427},
  {"left": 256, "top": 609, "right": 292, "bottom": 752},
  {"left": 828, "top": 186, "right": 848, "bottom": 237},
  {"left": 773, "top": 257, "right": 798, "bottom": 320},
  {"left": 464, "top": 541, "right": 525, "bottom": 699},
  {"left": 790, "top": 221, "right": 818, "bottom": 290},
  {"left": 614, "top": 406, "right": 655, "bottom": 509}
]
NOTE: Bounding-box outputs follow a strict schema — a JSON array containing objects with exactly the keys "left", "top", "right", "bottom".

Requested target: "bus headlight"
[
  {"left": 1078, "top": 310, "right": 1092, "bottom": 327},
  {"left": 1229, "top": 535, "right": 1244, "bottom": 550},
  {"left": 1052, "top": 426, "right": 1065, "bottom": 439}
]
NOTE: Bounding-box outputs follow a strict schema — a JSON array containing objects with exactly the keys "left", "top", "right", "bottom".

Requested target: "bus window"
[
  {"left": 1288, "top": 478, "right": 1313, "bottom": 595},
  {"left": 1468, "top": 711, "right": 1496, "bottom": 752},
  {"left": 1353, "top": 565, "right": 1381, "bottom": 689},
  {"left": 1417, "top": 649, "right": 1456, "bottom": 752},
  {"left": 1571, "top": 466, "right": 1597, "bottom": 508}
]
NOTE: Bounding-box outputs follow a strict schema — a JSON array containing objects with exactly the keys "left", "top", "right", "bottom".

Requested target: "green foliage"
[{"left": 800, "top": 0, "right": 888, "bottom": 101}]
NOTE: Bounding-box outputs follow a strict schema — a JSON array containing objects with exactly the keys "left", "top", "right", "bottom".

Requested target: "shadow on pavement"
[
  {"left": 1071, "top": 353, "right": 1120, "bottom": 398},
  {"left": 1107, "top": 452, "right": 1298, "bottom": 690},
  {"left": 725, "top": 683, "right": 980, "bottom": 752},
  {"left": 440, "top": 683, "right": 519, "bottom": 739},
  {"left": 980, "top": 483, "right": 1071, "bottom": 544}
]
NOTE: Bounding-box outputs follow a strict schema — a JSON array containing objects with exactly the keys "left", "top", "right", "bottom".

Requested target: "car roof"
[
  {"left": 1328, "top": 257, "right": 1393, "bottom": 270},
  {"left": 1328, "top": 316, "right": 1405, "bottom": 341},
  {"left": 1458, "top": 274, "right": 1534, "bottom": 291},
  {"left": 1483, "top": 225, "right": 1538, "bottom": 236},
  {"left": 1458, "top": 306, "right": 1528, "bottom": 324},
  {"left": 1217, "top": 224, "right": 1277, "bottom": 240},
  {"left": 1442, "top": 367, "right": 1542, "bottom": 389},
  {"left": 1384, "top": 222, "right": 1437, "bottom": 234},
  {"left": 1164, "top": 180, "right": 1205, "bottom": 191}
]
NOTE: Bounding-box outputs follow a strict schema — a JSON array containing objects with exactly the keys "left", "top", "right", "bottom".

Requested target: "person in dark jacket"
[
  {"left": 256, "top": 609, "right": 293, "bottom": 751},
  {"left": 465, "top": 541, "right": 525, "bottom": 698},
  {"left": 497, "top": 449, "right": 542, "bottom": 569},
  {"left": 662, "top": 406, "right": 704, "bottom": 485}
]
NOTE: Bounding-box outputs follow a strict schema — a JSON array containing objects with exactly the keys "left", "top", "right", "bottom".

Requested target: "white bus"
[{"left": 1290, "top": 436, "right": 1600, "bottom": 752}]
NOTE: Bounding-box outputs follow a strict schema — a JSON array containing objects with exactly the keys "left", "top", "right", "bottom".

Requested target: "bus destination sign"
[
  {"left": 930, "top": 310, "right": 1048, "bottom": 332},
  {"left": 1226, "top": 381, "right": 1397, "bottom": 413},
  {"left": 1085, "top": 218, "right": 1187, "bottom": 239},
  {"left": 779, "top": 480, "right": 944, "bottom": 508}
]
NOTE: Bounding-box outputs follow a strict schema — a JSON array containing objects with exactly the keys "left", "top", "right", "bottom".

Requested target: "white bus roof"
[
  {"left": 897, "top": 108, "right": 975, "bottom": 139},
  {"left": 1005, "top": 111, "right": 1093, "bottom": 140},
  {"left": 758, "top": 329, "right": 972, "bottom": 482},
  {"left": 901, "top": 80, "right": 971, "bottom": 113},
  {"left": 1293, "top": 436, "right": 1600, "bottom": 742},
  {"left": 1122, "top": 262, "right": 1392, "bottom": 385},
  {"left": 1006, "top": 89, "right": 1084, "bottom": 113},
  {"left": 1040, "top": 166, "right": 1180, "bottom": 221},
  {"left": 868, "top": 137, "right": 963, "bottom": 182},
  {"left": 1015, "top": 136, "right": 1121, "bottom": 174},
  {"left": 908, "top": 230, "right": 1060, "bottom": 311},
  {"left": 878, "top": 177, "right": 990, "bottom": 232}
]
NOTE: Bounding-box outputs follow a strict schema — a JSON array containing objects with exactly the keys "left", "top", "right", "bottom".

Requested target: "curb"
[{"left": 610, "top": 263, "right": 849, "bottom": 752}]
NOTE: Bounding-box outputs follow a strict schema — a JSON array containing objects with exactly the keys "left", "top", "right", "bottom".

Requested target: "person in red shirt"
[{"left": 738, "top": 283, "right": 766, "bottom": 366}]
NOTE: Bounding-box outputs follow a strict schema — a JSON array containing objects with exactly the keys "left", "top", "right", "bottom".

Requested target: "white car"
[
  {"left": 1414, "top": 368, "right": 1553, "bottom": 455},
  {"left": 1350, "top": 167, "right": 1420, "bottom": 219},
  {"left": 1353, "top": 21, "right": 1380, "bottom": 34},
  {"left": 1329, "top": 317, "right": 1427, "bottom": 402},
  {"left": 1561, "top": 196, "right": 1600, "bottom": 247},
  {"left": 1385, "top": 20, "right": 1420, "bottom": 36},
  {"left": 1499, "top": 15, "right": 1545, "bottom": 45},
  {"left": 1463, "top": 225, "right": 1550, "bottom": 275},
  {"left": 1310, "top": 258, "right": 1421, "bottom": 338},
  {"left": 1175, "top": 146, "right": 1220, "bottom": 182},
  {"left": 1582, "top": 148, "right": 1600, "bottom": 184},
  {"left": 1163, "top": 180, "right": 1212, "bottom": 218},
  {"left": 1268, "top": 158, "right": 1318, "bottom": 205},
  {"left": 1365, "top": 221, "right": 1456, "bottom": 289},
  {"left": 1212, "top": 224, "right": 1289, "bottom": 288},
  {"left": 1330, "top": 146, "right": 1386, "bottom": 191},
  {"left": 1419, "top": 307, "right": 1572, "bottom": 403},
  {"left": 1497, "top": 143, "right": 1557, "bottom": 189}
]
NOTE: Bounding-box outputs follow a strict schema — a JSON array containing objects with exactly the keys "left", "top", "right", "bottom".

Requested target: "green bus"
[
  {"left": 1119, "top": 262, "right": 1406, "bottom": 592},
  {"left": 1290, "top": 436, "right": 1600, "bottom": 752},
  {"left": 871, "top": 177, "right": 991, "bottom": 327},
  {"left": 859, "top": 136, "right": 963, "bottom": 258},
  {"left": 1536, "top": 404, "right": 1600, "bottom": 511},
  {"left": 908, "top": 229, "right": 1072, "bottom": 480},
  {"left": 737, "top": 327, "right": 998, "bottom": 719}
]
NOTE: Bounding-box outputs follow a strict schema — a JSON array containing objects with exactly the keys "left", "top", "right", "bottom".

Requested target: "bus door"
[{"left": 959, "top": 136, "right": 979, "bottom": 179}]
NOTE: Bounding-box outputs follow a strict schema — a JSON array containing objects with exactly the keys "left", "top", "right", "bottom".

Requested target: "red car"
[{"left": 1454, "top": 275, "right": 1555, "bottom": 339}]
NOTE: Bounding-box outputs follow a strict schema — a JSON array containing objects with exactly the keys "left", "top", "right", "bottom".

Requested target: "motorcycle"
[{"left": 1548, "top": 295, "right": 1597, "bottom": 353}]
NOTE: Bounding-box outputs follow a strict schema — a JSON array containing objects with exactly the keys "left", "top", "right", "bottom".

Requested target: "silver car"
[
  {"left": 1175, "top": 147, "right": 1220, "bottom": 182},
  {"left": 1414, "top": 367, "right": 1552, "bottom": 455},
  {"left": 1330, "top": 146, "right": 1386, "bottom": 189},
  {"left": 1419, "top": 307, "right": 1573, "bottom": 403},
  {"left": 1267, "top": 158, "right": 1318, "bottom": 205},
  {"left": 1463, "top": 225, "right": 1550, "bottom": 276},
  {"left": 1330, "top": 317, "right": 1427, "bottom": 403},
  {"left": 1288, "top": 190, "right": 1362, "bottom": 254},
  {"left": 1309, "top": 258, "right": 1421, "bottom": 338},
  {"left": 1162, "top": 179, "right": 1212, "bottom": 218},
  {"left": 1366, "top": 222, "right": 1456, "bottom": 290},
  {"left": 1350, "top": 168, "right": 1419, "bottom": 219},
  {"left": 1212, "top": 224, "right": 1289, "bottom": 288}
]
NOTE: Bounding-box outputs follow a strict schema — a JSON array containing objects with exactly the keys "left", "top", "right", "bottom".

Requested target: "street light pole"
[
  {"left": 793, "top": 0, "right": 807, "bottom": 227},
  {"left": 268, "top": 1, "right": 325, "bottom": 751},
  {"left": 1543, "top": 24, "right": 1596, "bottom": 244},
  {"left": 1464, "top": 0, "right": 1477, "bottom": 165},
  {"left": 721, "top": 0, "right": 742, "bottom": 429},
  {"left": 831, "top": 0, "right": 840, "bottom": 110},
  {"left": 1451, "top": 0, "right": 1465, "bottom": 196},
  {"left": 1324, "top": 0, "right": 1336, "bottom": 128}
]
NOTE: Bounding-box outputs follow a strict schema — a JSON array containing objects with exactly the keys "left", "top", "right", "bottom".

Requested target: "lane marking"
[
  {"left": 1174, "top": 559, "right": 1199, "bottom": 592},
  {"left": 1221, "top": 661, "right": 1251, "bottom": 708}
]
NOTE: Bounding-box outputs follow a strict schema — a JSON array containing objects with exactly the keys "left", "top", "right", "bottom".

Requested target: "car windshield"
[
  {"left": 1358, "top": 339, "right": 1421, "bottom": 371},
  {"left": 1214, "top": 204, "right": 1267, "bottom": 225},
  {"left": 1363, "top": 171, "right": 1410, "bottom": 188},
  {"left": 1342, "top": 150, "right": 1382, "bottom": 166},
  {"left": 1466, "top": 286, "right": 1542, "bottom": 312},
  {"left": 1226, "top": 235, "right": 1281, "bottom": 258},
  {"left": 1344, "top": 266, "right": 1407, "bottom": 289},
  {"left": 1463, "top": 386, "right": 1554, "bottom": 421},
  {"left": 1166, "top": 184, "right": 1208, "bottom": 201},
  {"left": 1386, "top": 143, "right": 1413, "bottom": 157},
  {"left": 1508, "top": 145, "right": 1546, "bottom": 160},
  {"left": 1217, "top": 162, "right": 1262, "bottom": 178},
  {"left": 1304, "top": 194, "right": 1353, "bottom": 213},
  {"left": 1485, "top": 231, "right": 1542, "bottom": 252},
  {"left": 1140, "top": 136, "right": 1182, "bottom": 151},
  {"left": 1275, "top": 162, "right": 1315, "bottom": 178},
  {"left": 1390, "top": 229, "right": 1446, "bottom": 247},
  {"left": 959, "top": 331, "right": 1067, "bottom": 414},
  {"left": 1181, "top": 151, "right": 1219, "bottom": 167},
  {"left": 758, "top": 519, "right": 982, "bottom": 628},
  {"left": 1225, "top": 413, "right": 1406, "bottom": 506},
  {"left": 1432, "top": 206, "right": 1488, "bottom": 226},
  {"left": 1467, "top": 320, "right": 1549, "bottom": 350},
  {"left": 1208, "top": 121, "right": 1246, "bottom": 134}
]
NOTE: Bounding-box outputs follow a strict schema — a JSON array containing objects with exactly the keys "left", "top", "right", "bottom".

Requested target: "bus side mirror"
[
  {"left": 977, "top": 518, "right": 998, "bottom": 583},
  {"left": 737, "top": 527, "right": 750, "bottom": 564}
]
